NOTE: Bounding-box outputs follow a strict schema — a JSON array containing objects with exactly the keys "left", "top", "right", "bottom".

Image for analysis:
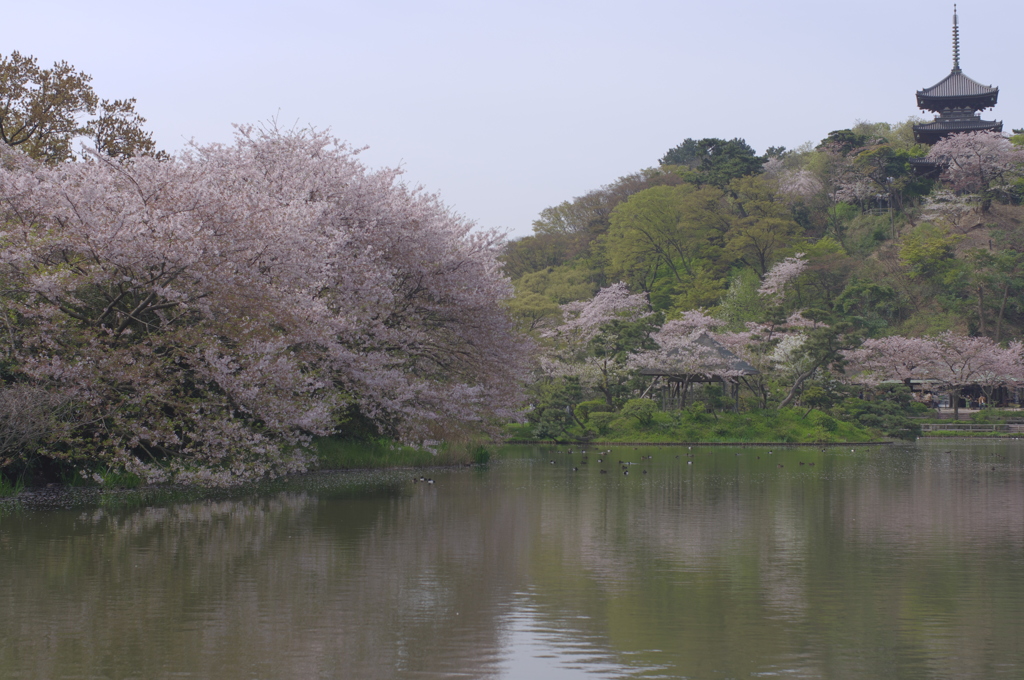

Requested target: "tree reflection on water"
[{"left": 1, "top": 442, "right": 1022, "bottom": 679}]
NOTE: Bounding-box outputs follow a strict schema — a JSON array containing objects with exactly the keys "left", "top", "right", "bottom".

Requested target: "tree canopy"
[
  {"left": 0, "top": 51, "right": 161, "bottom": 163},
  {"left": 0, "top": 126, "right": 527, "bottom": 484}
]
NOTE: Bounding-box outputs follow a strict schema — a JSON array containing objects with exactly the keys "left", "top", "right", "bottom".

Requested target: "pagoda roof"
[
  {"left": 917, "top": 70, "right": 998, "bottom": 111},
  {"left": 913, "top": 115, "right": 1002, "bottom": 145},
  {"left": 919, "top": 70, "right": 997, "bottom": 99},
  {"left": 916, "top": 8, "right": 999, "bottom": 113}
]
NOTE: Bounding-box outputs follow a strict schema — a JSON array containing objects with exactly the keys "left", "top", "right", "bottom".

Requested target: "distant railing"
[{"left": 919, "top": 423, "right": 1024, "bottom": 432}]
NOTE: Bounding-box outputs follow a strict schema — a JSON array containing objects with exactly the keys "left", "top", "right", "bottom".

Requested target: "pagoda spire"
[{"left": 952, "top": 5, "right": 961, "bottom": 73}]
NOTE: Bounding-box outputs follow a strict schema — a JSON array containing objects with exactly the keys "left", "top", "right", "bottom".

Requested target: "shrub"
[
  {"left": 621, "top": 398, "right": 658, "bottom": 427},
  {"left": 588, "top": 411, "right": 616, "bottom": 435},
  {"left": 573, "top": 399, "right": 612, "bottom": 423}
]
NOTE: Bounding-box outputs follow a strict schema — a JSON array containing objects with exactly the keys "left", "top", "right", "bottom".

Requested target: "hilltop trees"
[
  {"left": 0, "top": 127, "right": 526, "bottom": 484},
  {"left": 0, "top": 51, "right": 160, "bottom": 163},
  {"left": 660, "top": 137, "right": 764, "bottom": 188}
]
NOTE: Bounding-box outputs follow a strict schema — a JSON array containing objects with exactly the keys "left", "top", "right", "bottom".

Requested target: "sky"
[{"left": 7, "top": 0, "right": 1020, "bottom": 239}]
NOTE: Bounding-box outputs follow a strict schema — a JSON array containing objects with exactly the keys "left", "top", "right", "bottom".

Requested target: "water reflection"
[{"left": 1, "top": 442, "right": 1022, "bottom": 679}]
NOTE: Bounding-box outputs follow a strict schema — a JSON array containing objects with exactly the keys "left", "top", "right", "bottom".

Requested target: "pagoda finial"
[{"left": 952, "top": 4, "right": 961, "bottom": 73}]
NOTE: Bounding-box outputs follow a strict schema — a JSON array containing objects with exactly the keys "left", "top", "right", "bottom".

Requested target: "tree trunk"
[
  {"left": 996, "top": 284, "right": 1009, "bottom": 342},
  {"left": 778, "top": 364, "right": 822, "bottom": 409},
  {"left": 976, "top": 284, "right": 986, "bottom": 337}
]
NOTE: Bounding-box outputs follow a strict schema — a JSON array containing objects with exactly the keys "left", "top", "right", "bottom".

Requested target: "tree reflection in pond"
[{"left": 1, "top": 442, "right": 1022, "bottom": 679}]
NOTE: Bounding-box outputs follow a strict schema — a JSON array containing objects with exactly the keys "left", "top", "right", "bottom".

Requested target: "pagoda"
[{"left": 912, "top": 6, "right": 1002, "bottom": 145}]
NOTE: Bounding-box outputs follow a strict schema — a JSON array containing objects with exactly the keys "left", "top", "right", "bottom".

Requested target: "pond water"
[{"left": 2, "top": 441, "right": 1023, "bottom": 679}]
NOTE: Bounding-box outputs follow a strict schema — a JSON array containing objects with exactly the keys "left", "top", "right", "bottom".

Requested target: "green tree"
[
  {"left": 0, "top": 51, "right": 161, "bottom": 164},
  {"left": 726, "top": 175, "right": 803, "bottom": 277},
  {"left": 620, "top": 398, "right": 658, "bottom": 426},
  {"left": 661, "top": 137, "right": 764, "bottom": 189}
]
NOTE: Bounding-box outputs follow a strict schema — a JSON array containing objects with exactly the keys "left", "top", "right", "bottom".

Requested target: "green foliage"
[
  {"left": 526, "top": 377, "right": 584, "bottom": 440},
  {"left": 500, "top": 234, "right": 579, "bottom": 279},
  {"left": 713, "top": 268, "right": 766, "bottom": 327},
  {"left": 0, "top": 51, "right": 162, "bottom": 163},
  {"left": 621, "top": 398, "right": 658, "bottom": 426},
  {"left": 587, "top": 411, "right": 616, "bottom": 435},
  {"left": 833, "top": 385, "right": 922, "bottom": 440},
  {"left": 515, "top": 266, "right": 597, "bottom": 305},
  {"left": 661, "top": 137, "right": 764, "bottom": 188},
  {"left": 581, "top": 407, "right": 875, "bottom": 443},
  {"left": 809, "top": 411, "right": 838, "bottom": 432},
  {"left": 471, "top": 445, "right": 491, "bottom": 465},
  {"left": 574, "top": 399, "right": 612, "bottom": 423},
  {"left": 505, "top": 291, "right": 562, "bottom": 333},
  {"left": 818, "top": 129, "right": 869, "bottom": 154},
  {"left": 835, "top": 279, "right": 901, "bottom": 335},
  {"left": 0, "top": 472, "right": 24, "bottom": 497},
  {"left": 899, "top": 224, "right": 964, "bottom": 280}
]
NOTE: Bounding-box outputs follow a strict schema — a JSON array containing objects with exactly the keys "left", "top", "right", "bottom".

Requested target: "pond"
[{"left": 1, "top": 441, "right": 1023, "bottom": 679}]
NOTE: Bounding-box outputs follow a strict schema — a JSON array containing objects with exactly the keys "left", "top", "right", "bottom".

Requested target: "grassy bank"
[{"left": 505, "top": 407, "right": 880, "bottom": 444}]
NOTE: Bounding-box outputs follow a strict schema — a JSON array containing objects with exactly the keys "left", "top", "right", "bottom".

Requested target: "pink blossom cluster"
[
  {"left": 0, "top": 127, "right": 527, "bottom": 484},
  {"left": 757, "top": 254, "right": 807, "bottom": 297},
  {"left": 629, "top": 321, "right": 748, "bottom": 380},
  {"left": 928, "top": 130, "right": 1024, "bottom": 195},
  {"left": 844, "top": 333, "right": 1024, "bottom": 389},
  {"left": 548, "top": 282, "right": 650, "bottom": 345}
]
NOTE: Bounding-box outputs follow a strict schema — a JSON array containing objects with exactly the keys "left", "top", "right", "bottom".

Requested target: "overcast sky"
[{"left": 8, "top": 0, "right": 1020, "bottom": 238}]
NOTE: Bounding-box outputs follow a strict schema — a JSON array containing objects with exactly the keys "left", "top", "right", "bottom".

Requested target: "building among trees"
[{"left": 912, "top": 6, "right": 1002, "bottom": 145}]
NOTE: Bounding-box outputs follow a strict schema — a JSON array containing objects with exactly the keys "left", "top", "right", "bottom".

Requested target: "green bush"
[
  {"left": 620, "top": 398, "right": 658, "bottom": 426},
  {"left": 588, "top": 411, "right": 616, "bottom": 435},
  {"left": 810, "top": 411, "right": 838, "bottom": 432},
  {"left": 574, "top": 399, "right": 612, "bottom": 423}
]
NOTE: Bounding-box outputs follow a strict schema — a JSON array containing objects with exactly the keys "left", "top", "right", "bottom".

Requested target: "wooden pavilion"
[{"left": 637, "top": 333, "right": 759, "bottom": 411}]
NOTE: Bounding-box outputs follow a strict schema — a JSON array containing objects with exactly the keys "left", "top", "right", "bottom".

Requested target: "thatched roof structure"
[{"left": 637, "top": 332, "right": 758, "bottom": 382}]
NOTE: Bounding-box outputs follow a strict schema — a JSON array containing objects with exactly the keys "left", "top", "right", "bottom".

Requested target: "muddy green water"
[{"left": 1, "top": 440, "right": 1023, "bottom": 679}]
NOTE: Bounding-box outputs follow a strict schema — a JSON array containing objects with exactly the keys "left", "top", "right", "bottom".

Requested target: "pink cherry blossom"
[{"left": 0, "top": 126, "right": 528, "bottom": 484}]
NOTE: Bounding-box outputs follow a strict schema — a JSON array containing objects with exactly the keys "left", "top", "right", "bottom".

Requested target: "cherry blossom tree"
[
  {"left": 843, "top": 336, "right": 940, "bottom": 387},
  {"left": 845, "top": 333, "right": 1024, "bottom": 418},
  {"left": 927, "top": 131, "right": 1024, "bottom": 211},
  {"left": 758, "top": 253, "right": 807, "bottom": 297},
  {"left": 0, "top": 126, "right": 527, "bottom": 485},
  {"left": 541, "top": 282, "right": 653, "bottom": 407},
  {"left": 929, "top": 332, "right": 1023, "bottom": 417}
]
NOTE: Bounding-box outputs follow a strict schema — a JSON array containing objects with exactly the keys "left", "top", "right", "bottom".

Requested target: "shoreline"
[{"left": 505, "top": 440, "right": 892, "bottom": 447}]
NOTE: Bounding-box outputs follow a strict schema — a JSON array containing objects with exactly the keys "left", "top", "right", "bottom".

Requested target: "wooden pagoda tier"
[
  {"left": 912, "top": 7, "right": 1002, "bottom": 145},
  {"left": 913, "top": 109, "right": 1002, "bottom": 145}
]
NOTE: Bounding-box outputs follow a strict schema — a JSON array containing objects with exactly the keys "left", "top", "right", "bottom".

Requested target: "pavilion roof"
[{"left": 638, "top": 332, "right": 759, "bottom": 379}]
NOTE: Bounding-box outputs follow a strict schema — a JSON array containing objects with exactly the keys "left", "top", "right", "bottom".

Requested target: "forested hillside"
[{"left": 504, "top": 121, "right": 1024, "bottom": 440}]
